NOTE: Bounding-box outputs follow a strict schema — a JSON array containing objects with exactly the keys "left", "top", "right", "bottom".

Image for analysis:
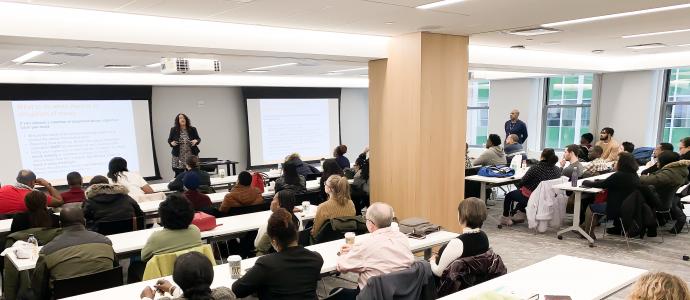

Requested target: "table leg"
[
  {"left": 480, "top": 182, "right": 487, "bottom": 204},
  {"left": 557, "top": 191, "right": 594, "bottom": 246},
  {"left": 232, "top": 163, "right": 237, "bottom": 176},
  {"left": 424, "top": 248, "right": 432, "bottom": 260}
]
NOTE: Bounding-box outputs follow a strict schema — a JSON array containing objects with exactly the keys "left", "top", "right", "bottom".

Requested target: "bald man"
[
  {"left": 505, "top": 109, "right": 528, "bottom": 144},
  {"left": 32, "top": 206, "right": 115, "bottom": 299},
  {"left": 0, "top": 169, "right": 63, "bottom": 214}
]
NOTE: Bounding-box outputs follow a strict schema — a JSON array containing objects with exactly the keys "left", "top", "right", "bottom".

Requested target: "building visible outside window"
[
  {"left": 543, "top": 74, "right": 593, "bottom": 149},
  {"left": 660, "top": 67, "right": 690, "bottom": 143},
  {"left": 467, "top": 80, "right": 490, "bottom": 146}
]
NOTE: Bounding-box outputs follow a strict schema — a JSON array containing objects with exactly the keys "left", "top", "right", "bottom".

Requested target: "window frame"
[
  {"left": 540, "top": 75, "right": 594, "bottom": 150},
  {"left": 466, "top": 80, "right": 490, "bottom": 147},
  {"left": 656, "top": 69, "right": 690, "bottom": 144}
]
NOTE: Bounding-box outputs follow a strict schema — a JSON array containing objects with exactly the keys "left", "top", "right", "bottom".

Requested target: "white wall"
[
  {"left": 488, "top": 78, "right": 542, "bottom": 155},
  {"left": 151, "top": 86, "right": 369, "bottom": 181},
  {"left": 597, "top": 70, "right": 664, "bottom": 148}
]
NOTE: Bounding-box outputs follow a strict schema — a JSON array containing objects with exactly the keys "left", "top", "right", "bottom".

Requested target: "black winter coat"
[{"left": 83, "top": 184, "right": 144, "bottom": 232}]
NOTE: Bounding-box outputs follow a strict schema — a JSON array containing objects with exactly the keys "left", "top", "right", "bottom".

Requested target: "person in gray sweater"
[
  {"left": 559, "top": 144, "right": 585, "bottom": 180},
  {"left": 473, "top": 134, "right": 507, "bottom": 166}
]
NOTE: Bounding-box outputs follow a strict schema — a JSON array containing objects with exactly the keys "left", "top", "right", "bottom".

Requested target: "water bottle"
[
  {"left": 27, "top": 234, "right": 38, "bottom": 257},
  {"left": 571, "top": 166, "right": 578, "bottom": 187}
]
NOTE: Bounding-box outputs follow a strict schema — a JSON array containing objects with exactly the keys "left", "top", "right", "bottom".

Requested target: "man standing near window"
[{"left": 505, "top": 109, "right": 528, "bottom": 144}]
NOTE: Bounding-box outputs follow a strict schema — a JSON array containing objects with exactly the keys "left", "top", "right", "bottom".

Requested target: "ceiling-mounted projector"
[{"left": 160, "top": 58, "right": 221, "bottom": 75}]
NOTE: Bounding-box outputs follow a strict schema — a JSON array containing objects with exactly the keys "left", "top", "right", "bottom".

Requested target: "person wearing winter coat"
[
  {"left": 472, "top": 134, "right": 507, "bottom": 166},
  {"left": 639, "top": 151, "right": 689, "bottom": 234},
  {"left": 83, "top": 175, "right": 144, "bottom": 233}
]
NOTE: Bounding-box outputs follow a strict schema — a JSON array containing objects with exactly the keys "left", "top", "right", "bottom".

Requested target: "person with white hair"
[{"left": 330, "top": 202, "right": 413, "bottom": 299}]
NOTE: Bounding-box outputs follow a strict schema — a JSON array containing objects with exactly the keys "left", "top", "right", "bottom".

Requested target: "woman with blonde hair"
[
  {"left": 629, "top": 272, "right": 690, "bottom": 300},
  {"left": 310, "top": 175, "right": 355, "bottom": 237}
]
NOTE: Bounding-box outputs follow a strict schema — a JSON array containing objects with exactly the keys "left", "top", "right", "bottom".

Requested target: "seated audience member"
[
  {"left": 167, "top": 156, "right": 212, "bottom": 193},
  {"left": 0, "top": 170, "right": 63, "bottom": 215},
  {"left": 255, "top": 190, "right": 301, "bottom": 256},
  {"left": 140, "top": 252, "right": 234, "bottom": 300},
  {"left": 83, "top": 175, "right": 144, "bottom": 232},
  {"left": 330, "top": 202, "right": 414, "bottom": 299},
  {"left": 628, "top": 272, "right": 690, "bottom": 300},
  {"left": 275, "top": 160, "right": 307, "bottom": 194},
  {"left": 232, "top": 209, "right": 324, "bottom": 299},
  {"left": 319, "top": 159, "right": 344, "bottom": 202},
  {"left": 182, "top": 173, "right": 212, "bottom": 211},
  {"left": 582, "top": 146, "right": 612, "bottom": 178},
  {"left": 579, "top": 133, "right": 594, "bottom": 161},
  {"left": 472, "top": 134, "right": 507, "bottom": 166},
  {"left": 679, "top": 137, "right": 690, "bottom": 181},
  {"left": 504, "top": 134, "right": 527, "bottom": 164},
  {"left": 219, "top": 171, "right": 263, "bottom": 213},
  {"left": 285, "top": 153, "right": 320, "bottom": 176},
  {"left": 581, "top": 152, "right": 640, "bottom": 238},
  {"left": 431, "top": 198, "right": 488, "bottom": 276},
  {"left": 351, "top": 151, "right": 370, "bottom": 212},
  {"left": 60, "top": 171, "right": 86, "bottom": 203},
  {"left": 501, "top": 149, "right": 561, "bottom": 226},
  {"left": 595, "top": 127, "right": 621, "bottom": 162},
  {"left": 108, "top": 157, "right": 154, "bottom": 200},
  {"left": 644, "top": 142, "right": 677, "bottom": 175},
  {"left": 311, "top": 175, "right": 356, "bottom": 237},
  {"left": 559, "top": 144, "right": 584, "bottom": 180},
  {"left": 639, "top": 151, "right": 689, "bottom": 234},
  {"left": 141, "top": 193, "right": 202, "bottom": 261},
  {"left": 31, "top": 206, "right": 115, "bottom": 300},
  {"left": 465, "top": 143, "right": 473, "bottom": 169},
  {"left": 622, "top": 141, "right": 635, "bottom": 153},
  {"left": 10, "top": 191, "right": 60, "bottom": 233},
  {"left": 334, "top": 145, "right": 351, "bottom": 170}
]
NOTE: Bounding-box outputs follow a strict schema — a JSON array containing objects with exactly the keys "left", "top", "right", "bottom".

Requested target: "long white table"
[
  {"left": 552, "top": 174, "right": 607, "bottom": 247},
  {"left": 465, "top": 168, "right": 527, "bottom": 204},
  {"left": 7, "top": 205, "right": 318, "bottom": 271},
  {"left": 63, "top": 230, "right": 458, "bottom": 300},
  {"left": 150, "top": 176, "right": 238, "bottom": 193},
  {"left": 440, "top": 255, "right": 647, "bottom": 300}
]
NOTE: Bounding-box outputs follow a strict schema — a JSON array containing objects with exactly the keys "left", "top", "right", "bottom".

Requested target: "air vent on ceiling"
[
  {"left": 510, "top": 45, "right": 526, "bottom": 49},
  {"left": 48, "top": 52, "right": 91, "bottom": 57},
  {"left": 626, "top": 43, "right": 667, "bottom": 50},
  {"left": 506, "top": 27, "right": 561, "bottom": 36}
]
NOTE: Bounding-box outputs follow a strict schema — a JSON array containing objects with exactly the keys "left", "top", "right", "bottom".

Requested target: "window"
[
  {"left": 660, "top": 67, "right": 690, "bottom": 143},
  {"left": 543, "top": 74, "right": 593, "bottom": 149},
  {"left": 467, "top": 80, "right": 490, "bottom": 146}
]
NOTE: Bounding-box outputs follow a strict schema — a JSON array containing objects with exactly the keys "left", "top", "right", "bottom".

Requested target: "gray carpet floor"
[{"left": 321, "top": 198, "right": 690, "bottom": 299}]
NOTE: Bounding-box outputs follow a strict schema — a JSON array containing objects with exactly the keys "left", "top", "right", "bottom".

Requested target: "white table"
[
  {"left": 465, "top": 169, "right": 527, "bottom": 204},
  {"left": 63, "top": 230, "right": 458, "bottom": 300},
  {"left": 150, "top": 175, "right": 239, "bottom": 193},
  {"left": 439, "top": 255, "right": 647, "bottom": 300},
  {"left": 553, "top": 175, "right": 606, "bottom": 247},
  {"left": 6, "top": 205, "right": 318, "bottom": 271}
]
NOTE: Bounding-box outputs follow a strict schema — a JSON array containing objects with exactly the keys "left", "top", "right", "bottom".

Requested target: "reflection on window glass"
[
  {"left": 467, "top": 80, "right": 490, "bottom": 146},
  {"left": 544, "top": 74, "right": 593, "bottom": 149},
  {"left": 662, "top": 68, "right": 690, "bottom": 143}
]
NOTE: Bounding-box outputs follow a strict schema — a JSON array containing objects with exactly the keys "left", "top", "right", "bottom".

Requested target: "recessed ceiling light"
[
  {"left": 324, "top": 72, "right": 343, "bottom": 76},
  {"left": 246, "top": 62, "right": 297, "bottom": 71},
  {"left": 592, "top": 50, "right": 605, "bottom": 54},
  {"left": 245, "top": 70, "right": 269, "bottom": 73},
  {"left": 542, "top": 3, "right": 690, "bottom": 27},
  {"left": 385, "top": 21, "right": 395, "bottom": 25},
  {"left": 104, "top": 64, "right": 135, "bottom": 69},
  {"left": 622, "top": 28, "right": 690, "bottom": 39},
  {"left": 329, "top": 67, "right": 368, "bottom": 73},
  {"left": 416, "top": 0, "right": 467, "bottom": 10},
  {"left": 22, "top": 62, "right": 62, "bottom": 67},
  {"left": 12, "top": 51, "right": 45, "bottom": 63},
  {"left": 506, "top": 27, "right": 561, "bottom": 36},
  {"left": 359, "top": 74, "right": 368, "bottom": 77},
  {"left": 626, "top": 43, "right": 667, "bottom": 50},
  {"left": 678, "top": 44, "right": 690, "bottom": 47},
  {"left": 146, "top": 62, "right": 161, "bottom": 68}
]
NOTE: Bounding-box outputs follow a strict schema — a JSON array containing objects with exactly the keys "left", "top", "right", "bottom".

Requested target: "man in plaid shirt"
[{"left": 583, "top": 146, "right": 612, "bottom": 178}]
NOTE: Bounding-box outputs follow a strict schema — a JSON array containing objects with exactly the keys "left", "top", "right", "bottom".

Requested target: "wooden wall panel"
[{"left": 369, "top": 32, "right": 468, "bottom": 232}]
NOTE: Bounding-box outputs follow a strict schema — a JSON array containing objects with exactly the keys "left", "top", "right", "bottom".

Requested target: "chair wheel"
[{"left": 557, "top": 235, "right": 563, "bottom": 240}]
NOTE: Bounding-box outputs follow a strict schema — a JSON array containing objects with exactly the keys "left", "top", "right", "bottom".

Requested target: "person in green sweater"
[{"left": 141, "top": 193, "right": 202, "bottom": 261}]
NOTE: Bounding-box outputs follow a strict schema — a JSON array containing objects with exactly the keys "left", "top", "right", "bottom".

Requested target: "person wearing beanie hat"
[{"left": 182, "top": 172, "right": 211, "bottom": 210}]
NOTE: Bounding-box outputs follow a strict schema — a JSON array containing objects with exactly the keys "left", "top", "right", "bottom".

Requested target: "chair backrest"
[
  {"left": 464, "top": 167, "right": 481, "bottom": 176},
  {"left": 199, "top": 157, "right": 219, "bottom": 173},
  {"left": 226, "top": 201, "right": 271, "bottom": 216},
  {"left": 96, "top": 216, "right": 144, "bottom": 235},
  {"left": 52, "top": 266, "right": 123, "bottom": 299},
  {"left": 314, "top": 216, "right": 367, "bottom": 244},
  {"left": 295, "top": 190, "right": 322, "bottom": 205},
  {"left": 305, "top": 173, "right": 321, "bottom": 181},
  {"left": 357, "top": 260, "right": 437, "bottom": 300},
  {"left": 437, "top": 250, "right": 506, "bottom": 297},
  {"left": 142, "top": 244, "right": 215, "bottom": 280}
]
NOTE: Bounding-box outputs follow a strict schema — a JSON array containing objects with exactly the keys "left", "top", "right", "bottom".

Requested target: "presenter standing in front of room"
[
  {"left": 505, "top": 109, "right": 528, "bottom": 144},
  {"left": 168, "top": 113, "right": 201, "bottom": 177}
]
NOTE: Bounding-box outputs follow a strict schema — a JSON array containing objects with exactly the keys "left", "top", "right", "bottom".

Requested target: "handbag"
[
  {"left": 250, "top": 172, "right": 267, "bottom": 193},
  {"left": 191, "top": 212, "right": 218, "bottom": 231},
  {"left": 478, "top": 166, "right": 515, "bottom": 178},
  {"left": 398, "top": 217, "right": 441, "bottom": 236}
]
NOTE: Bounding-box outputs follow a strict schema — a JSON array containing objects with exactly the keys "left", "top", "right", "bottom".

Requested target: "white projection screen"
[
  {"left": 246, "top": 98, "right": 341, "bottom": 166},
  {"left": 0, "top": 85, "right": 159, "bottom": 185}
]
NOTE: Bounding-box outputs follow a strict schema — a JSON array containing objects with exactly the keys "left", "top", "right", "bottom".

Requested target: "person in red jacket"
[
  {"left": 60, "top": 172, "right": 86, "bottom": 203},
  {"left": 0, "top": 169, "right": 63, "bottom": 215}
]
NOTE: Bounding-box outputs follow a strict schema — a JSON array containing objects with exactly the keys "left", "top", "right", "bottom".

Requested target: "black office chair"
[
  {"left": 95, "top": 216, "right": 145, "bottom": 235},
  {"left": 226, "top": 201, "right": 272, "bottom": 216},
  {"left": 312, "top": 216, "right": 367, "bottom": 244},
  {"left": 52, "top": 266, "right": 123, "bottom": 299},
  {"left": 465, "top": 166, "right": 482, "bottom": 199},
  {"left": 199, "top": 157, "right": 219, "bottom": 173}
]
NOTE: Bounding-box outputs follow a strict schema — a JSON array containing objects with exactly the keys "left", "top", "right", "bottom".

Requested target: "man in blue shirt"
[{"left": 505, "top": 109, "right": 528, "bottom": 144}]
